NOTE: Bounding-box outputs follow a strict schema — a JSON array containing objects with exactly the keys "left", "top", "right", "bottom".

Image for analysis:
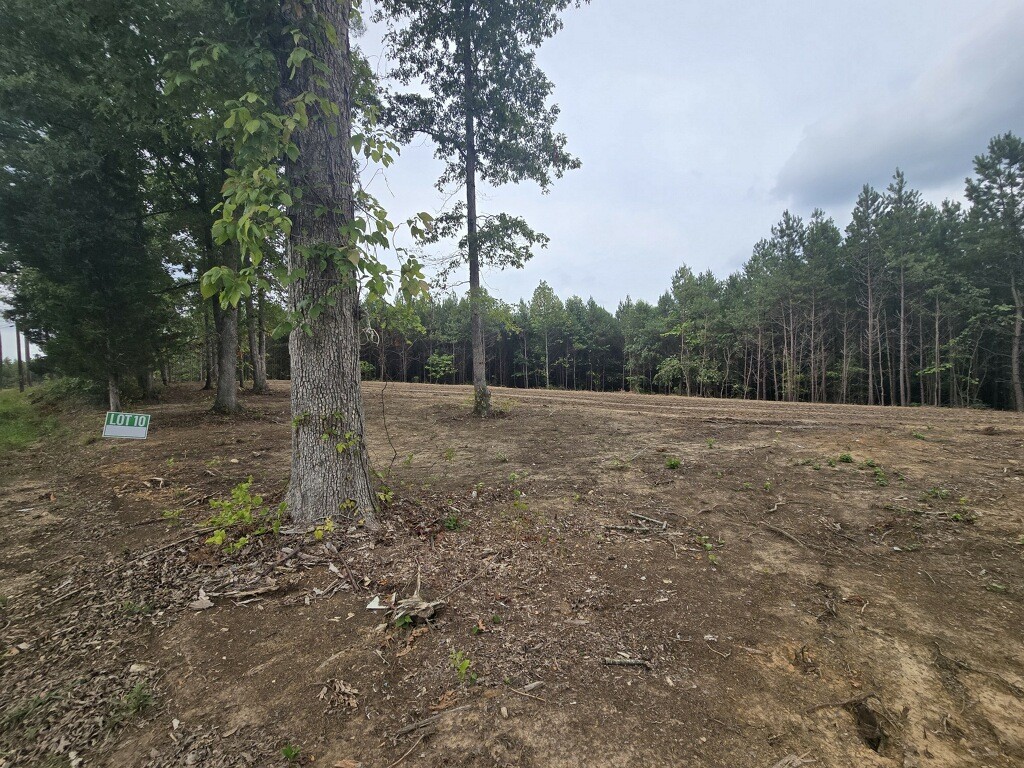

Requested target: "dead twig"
[
  {"left": 760, "top": 522, "right": 824, "bottom": 552},
  {"left": 603, "top": 524, "right": 652, "bottom": 534},
  {"left": 394, "top": 704, "right": 473, "bottom": 738},
  {"left": 507, "top": 686, "right": 546, "bottom": 702},
  {"left": 386, "top": 732, "right": 427, "bottom": 768},
  {"left": 628, "top": 512, "right": 668, "bottom": 530},
  {"left": 436, "top": 565, "right": 491, "bottom": 603}
]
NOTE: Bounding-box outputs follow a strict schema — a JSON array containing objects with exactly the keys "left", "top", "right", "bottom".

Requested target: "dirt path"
[{"left": 2, "top": 383, "right": 1023, "bottom": 767}]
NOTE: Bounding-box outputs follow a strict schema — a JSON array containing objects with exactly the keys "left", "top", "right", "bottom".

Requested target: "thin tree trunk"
[
  {"left": 934, "top": 295, "right": 941, "bottom": 406},
  {"left": 202, "top": 302, "right": 215, "bottom": 390},
  {"left": 462, "top": 2, "right": 489, "bottom": 416},
  {"left": 14, "top": 322, "right": 25, "bottom": 393},
  {"left": 1011, "top": 273, "right": 1024, "bottom": 411},
  {"left": 22, "top": 331, "right": 31, "bottom": 387},
  {"left": 899, "top": 266, "right": 908, "bottom": 406},
  {"left": 918, "top": 319, "right": 925, "bottom": 405},
  {"left": 279, "top": 0, "right": 376, "bottom": 525},
  {"left": 247, "top": 296, "right": 269, "bottom": 394},
  {"left": 866, "top": 272, "right": 875, "bottom": 405}
]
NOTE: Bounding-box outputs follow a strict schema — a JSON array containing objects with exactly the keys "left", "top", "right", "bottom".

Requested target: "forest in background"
[
  {"left": 5, "top": 143, "right": 1024, "bottom": 410},
  {"left": 362, "top": 158, "right": 1024, "bottom": 410}
]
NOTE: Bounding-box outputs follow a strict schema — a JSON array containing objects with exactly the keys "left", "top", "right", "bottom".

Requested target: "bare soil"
[{"left": 2, "top": 382, "right": 1023, "bottom": 768}]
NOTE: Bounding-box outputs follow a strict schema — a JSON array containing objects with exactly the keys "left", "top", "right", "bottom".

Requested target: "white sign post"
[{"left": 103, "top": 412, "right": 151, "bottom": 440}]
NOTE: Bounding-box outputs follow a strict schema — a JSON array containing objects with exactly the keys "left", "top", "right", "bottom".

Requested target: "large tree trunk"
[
  {"left": 280, "top": 0, "right": 376, "bottom": 526},
  {"left": 462, "top": 4, "right": 490, "bottom": 416},
  {"left": 246, "top": 296, "right": 269, "bottom": 394},
  {"left": 212, "top": 300, "right": 240, "bottom": 413},
  {"left": 1011, "top": 273, "right": 1024, "bottom": 411}
]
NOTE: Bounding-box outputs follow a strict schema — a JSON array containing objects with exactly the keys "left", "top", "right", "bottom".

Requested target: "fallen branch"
[{"left": 602, "top": 658, "right": 651, "bottom": 669}]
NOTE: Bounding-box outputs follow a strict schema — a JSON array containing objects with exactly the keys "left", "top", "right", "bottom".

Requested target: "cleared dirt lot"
[{"left": 2, "top": 382, "right": 1023, "bottom": 767}]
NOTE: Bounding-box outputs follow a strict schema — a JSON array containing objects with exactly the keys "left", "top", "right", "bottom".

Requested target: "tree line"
[{"left": 360, "top": 150, "right": 1024, "bottom": 411}]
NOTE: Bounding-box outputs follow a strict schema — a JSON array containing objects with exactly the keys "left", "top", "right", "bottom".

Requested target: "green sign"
[{"left": 103, "top": 412, "right": 151, "bottom": 440}]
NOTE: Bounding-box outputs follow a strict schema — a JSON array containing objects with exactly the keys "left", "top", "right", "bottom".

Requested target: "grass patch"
[{"left": 0, "top": 389, "right": 58, "bottom": 453}]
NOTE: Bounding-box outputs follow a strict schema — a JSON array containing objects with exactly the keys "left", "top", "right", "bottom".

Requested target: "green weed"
[
  {"left": 838, "top": 453, "right": 854, "bottom": 464},
  {"left": 450, "top": 650, "right": 477, "bottom": 684},
  {"left": 665, "top": 456, "right": 681, "bottom": 470}
]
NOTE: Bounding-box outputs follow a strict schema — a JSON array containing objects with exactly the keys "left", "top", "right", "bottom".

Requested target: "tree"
[
  {"left": 188, "top": 0, "right": 428, "bottom": 525},
  {"left": 846, "top": 185, "right": 886, "bottom": 405},
  {"left": 529, "top": 281, "right": 564, "bottom": 387},
  {"left": 881, "top": 169, "right": 926, "bottom": 406},
  {"left": 0, "top": 0, "right": 176, "bottom": 409},
  {"left": 375, "top": 0, "right": 585, "bottom": 415},
  {"left": 966, "top": 133, "right": 1024, "bottom": 411}
]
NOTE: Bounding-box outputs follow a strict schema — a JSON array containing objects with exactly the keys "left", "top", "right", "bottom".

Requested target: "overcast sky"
[{"left": 358, "top": 0, "right": 1024, "bottom": 309}]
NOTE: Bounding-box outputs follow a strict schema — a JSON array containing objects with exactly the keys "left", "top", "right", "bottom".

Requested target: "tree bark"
[
  {"left": 107, "top": 372, "right": 121, "bottom": 411},
  {"left": 279, "top": 0, "right": 376, "bottom": 525},
  {"left": 202, "top": 302, "right": 215, "bottom": 390},
  {"left": 14, "top": 322, "right": 25, "bottom": 393},
  {"left": 22, "top": 331, "right": 31, "bottom": 387},
  {"left": 212, "top": 300, "right": 240, "bottom": 413},
  {"left": 462, "top": 1, "right": 490, "bottom": 416},
  {"left": 246, "top": 296, "right": 269, "bottom": 394}
]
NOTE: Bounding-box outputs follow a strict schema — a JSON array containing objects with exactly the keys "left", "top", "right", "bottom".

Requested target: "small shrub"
[
  {"left": 838, "top": 453, "right": 854, "bottom": 464},
  {"left": 665, "top": 456, "right": 681, "bottom": 470},
  {"left": 204, "top": 478, "right": 283, "bottom": 553}
]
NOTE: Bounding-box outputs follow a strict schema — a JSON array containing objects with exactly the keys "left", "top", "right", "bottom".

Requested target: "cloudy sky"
[{"left": 357, "top": 0, "right": 1024, "bottom": 310}]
